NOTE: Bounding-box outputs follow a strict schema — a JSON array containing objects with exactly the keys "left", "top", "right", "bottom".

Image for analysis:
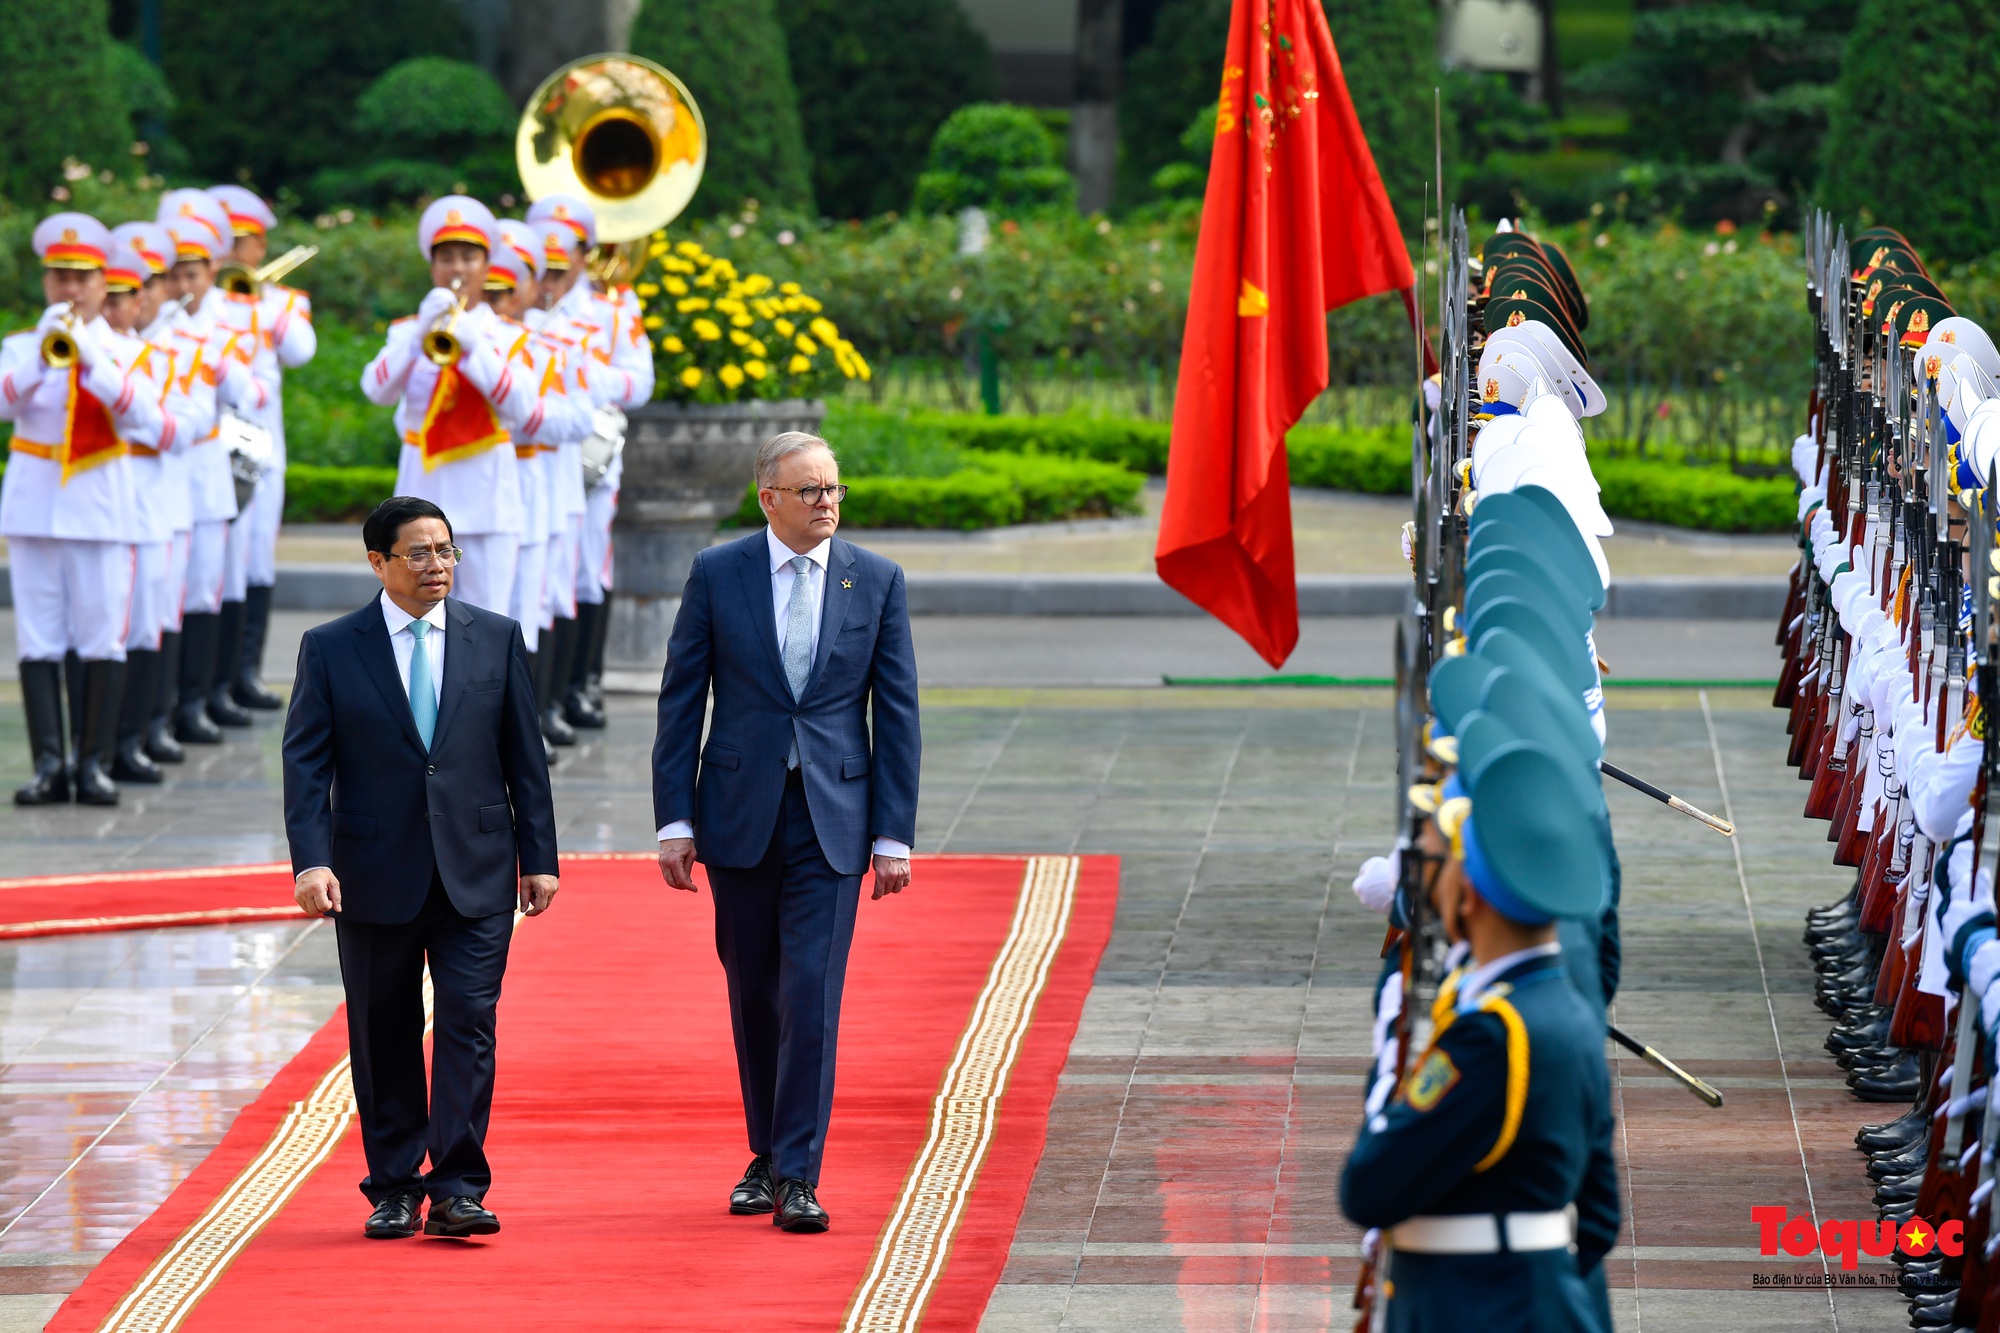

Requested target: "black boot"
[
  {"left": 206, "top": 600, "right": 253, "bottom": 727},
  {"left": 582, "top": 593, "right": 610, "bottom": 709},
  {"left": 149, "top": 630, "right": 188, "bottom": 762},
  {"left": 230, "top": 584, "right": 283, "bottom": 710},
  {"left": 63, "top": 649, "right": 86, "bottom": 774},
  {"left": 563, "top": 604, "right": 606, "bottom": 728},
  {"left": 73, "top": 659, "right": 124, "bottom": 805},
  {"left": 14, "top": 660, "right": 69, "bottom": 805},
  {"left": 541, "top": 617, "right": 578, "bottom": 746},
  {"left": 113, "top": 649, "right": 164, "bottom": 783},
  {"left": 176, "top": 613, "right": 224, "bottom": 744}
]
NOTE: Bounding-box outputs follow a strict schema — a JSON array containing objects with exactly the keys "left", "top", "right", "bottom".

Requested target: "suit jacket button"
[{"left": 427, "top": 765, "right": 437, "bottom": 775}]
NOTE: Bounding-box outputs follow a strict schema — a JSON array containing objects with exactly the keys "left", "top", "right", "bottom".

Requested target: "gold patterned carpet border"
[{"left": 842, "top": 854, "right": 1081, "bottom": 1333}]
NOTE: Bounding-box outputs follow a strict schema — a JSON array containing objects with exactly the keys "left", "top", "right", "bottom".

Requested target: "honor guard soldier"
[
  {"left": 156, "top": 192, "right": 270, "bottom": 743},
  {"left": 361, "top": 196, "right": 539, "bottom": 614},
  {"left": 208, "top": 183, "right": 316, "bottom": 710},
  {"left": 527, "top": 195, "right": 653, "bottom": 721},
  {"left": 1342, "top": 740, "right": 1620, "bottom": 1332},
  {"left": 0, "top": 215, "right": 165, "bottom": 804}
]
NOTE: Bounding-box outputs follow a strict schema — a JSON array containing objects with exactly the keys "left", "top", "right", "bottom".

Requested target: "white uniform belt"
[{"left": 1391, "top": 1208, "right": 1573, "bottom": 1254}]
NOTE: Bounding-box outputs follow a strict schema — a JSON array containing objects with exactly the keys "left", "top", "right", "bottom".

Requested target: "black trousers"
[
  {"left": 705, "top": 771, "right": 864, "bottom": 1185},
  {"left": 334, "top": 873, "right": 514, "bottom": 1204}
]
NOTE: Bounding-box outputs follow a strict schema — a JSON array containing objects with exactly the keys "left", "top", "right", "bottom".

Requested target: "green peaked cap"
[
  {"left": 1463, "top": 740, "right": 1610, "bottom": 920},
  {"left": 1453, "top": 707, "right": 1518, "bottom": 778},
  {"left": 1466, "top": 566, "right": 1590, "bottom": 638},
  {"left": 1466, "top": 595, "right": 1596, "bottom": 693},
  {"left": 1466, "top": 542, "right": 1595, "bottom": 624},
  {"left": 1429, "top": 650, "right": 1502, "bottom": 736},
  {"left": 1471, "top": 489, "right": 1606, "bottom": 609},
  {"left": 1479, "top": 663, "right": 1603, "bottom": 772},
  {"left": 1473, "top": 625, "right": 1594, "bottom": 733}
]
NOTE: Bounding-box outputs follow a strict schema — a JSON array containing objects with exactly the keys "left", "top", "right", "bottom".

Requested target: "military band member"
[
  {"left": 360, "top": 196, "right": 539, "bottom": 615},
  {"left": 527, "top": 195, "right": 653, "bottom": 727},
  {"left": 529, "top": 218, "right": 602, "bottom": 728},
  {"left": 0, "top": 215, "right": 164, "bottom": 804},
  {"left": 156, "top": 193, "right": 269, "bottom": 743},
  {"left": 113, "top": 220, "right": 198, "bottom": 766},
  {"left": 209, "top": 184, "right": 316, "bottom": 710}
]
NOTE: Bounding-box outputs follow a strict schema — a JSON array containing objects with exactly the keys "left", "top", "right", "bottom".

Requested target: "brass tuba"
[
  {"left": 215, "top": 244, "right": 321, "bottom": 299},
  {"left": 516, "top": 53, "right": 707, "bottom": 285}
]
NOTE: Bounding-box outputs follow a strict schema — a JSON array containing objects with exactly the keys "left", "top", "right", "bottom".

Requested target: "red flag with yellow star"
[{"left": 1154, "top": 0, "right": 1412, "bottom": 666}]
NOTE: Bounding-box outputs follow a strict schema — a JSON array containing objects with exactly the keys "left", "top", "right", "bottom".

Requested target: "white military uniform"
[
  {"left": 0, "top": 313, "right": 158, "bottom": 661},
  {"left": 114, "top": 221, "right": 197, "bottom": 642},
  {"left": 170, "top": 285, "right": 268, "bottom": 615},
  {"left": 361, "top": 195, "right": 538, "bottom": 613},
  {"left": 554, "top": 280, "right": 653, "bottom": 604}
]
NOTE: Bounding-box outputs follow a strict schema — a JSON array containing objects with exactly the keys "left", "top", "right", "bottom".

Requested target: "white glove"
[
  {"left": 1399, "top": 522, "right": 1415, "bottom": 570},
  {"left": 37, "top": 302, "right": 77, "bottom": 334},
  {"left": 1352, "top": 851, "right": 1398, "bottom": 916},
  {"left": 418, "top": 287, "right": 461, "bottom": 323},
  {"left": 1968, "top": 937, "right": 2000, "bottom": 1001}
]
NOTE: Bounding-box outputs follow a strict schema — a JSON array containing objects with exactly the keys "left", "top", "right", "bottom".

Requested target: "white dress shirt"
[
  {"left": 382, "top": 590, "right": 447, "bottom": 706},
  {"left": 658, "top": 527, "right": 911, "bottom": 860},
  {"left": 297, "top": 591, "right": 449, "bottom": 881}
]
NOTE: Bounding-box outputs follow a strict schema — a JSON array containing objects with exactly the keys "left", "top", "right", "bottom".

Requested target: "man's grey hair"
[{"left": 755, "top": 430, "right": 835, "bottom": 486}]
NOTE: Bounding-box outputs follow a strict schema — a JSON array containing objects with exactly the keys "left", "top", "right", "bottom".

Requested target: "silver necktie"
[{"left": 783, "top": 555, "right": 813, "bottom": 767}]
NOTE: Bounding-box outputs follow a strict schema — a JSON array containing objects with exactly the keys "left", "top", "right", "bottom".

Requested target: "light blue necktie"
[
  {"left": 407, "top": 618, "right": 437, "bottom": 749},
  {"left": 782, "top": 555, "right": 813, "bottom": 768}
]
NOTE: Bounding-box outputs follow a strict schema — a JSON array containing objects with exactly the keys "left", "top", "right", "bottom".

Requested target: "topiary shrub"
[
  {"left": 778, "top": 0, "right": 997, "bottom": 220},
  {"left": 628, "top": 0, "right": 816, "bottom": 216},
  {"left": 911, "top": 104, "right": 1075, "bottom": 215},
  {"left": 309, "top": 58, "right": 516, "bottom": 207}
]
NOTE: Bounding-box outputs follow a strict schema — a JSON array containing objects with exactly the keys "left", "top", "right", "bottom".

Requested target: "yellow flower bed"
[{"left": 636, "top": 234, "right": 870, "bottom": 404}]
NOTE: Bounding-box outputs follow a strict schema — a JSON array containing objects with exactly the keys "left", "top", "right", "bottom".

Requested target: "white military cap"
[
  {"left": 1475, "top": 338, "right": 1583, "bottom": 421},
  {"left": 532, "top": 219, "right": 582, "bottom": 272},
  {"left": 32, "top": 212, "right": 110, "bottom": 269},
  {"left": 496, "top": 219, "right": 545, "bottom": 279},
  {"left": 1923, "top": 317, "right": 2000, "bottom": 380},
  {"left": 110, "top": 221, "right": 175, "bottom": 276},
  {"left": 483, "top": 241, "right": 530, "bottom": 293},
  {"left": 1486, "top": 321, "right": 1606, "bottom": 417},
  {"left": 1939, "top": 352, "right": 1999, "bottom": 440},
  {"left": 526, "top": 195, "right": 597, "bottom": 248},
  {"left": 166, "top": 218, "right": 221, "bottom": 263},
  {"left": 207, "top": 184, "right": 277, "bottom": 237},
  {"left": 1476, "top": 382, "right": 1614, "bottom": 545},
  {"left": 418, "top": 196, "right": 496, "bottom": 256},
  {"left": 105, "top": 243, "right": 147, "bottom": 293},
  {"left": 157, "top": 189, "right": 232, "bottom": 252}
]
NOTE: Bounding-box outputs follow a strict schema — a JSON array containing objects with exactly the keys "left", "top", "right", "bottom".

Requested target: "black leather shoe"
[
  {"left": 424, "top": 1195, "right": 500, "bottom": 1237},
  {"left": 364, "top": 1190, "right": 424, "bottom": 1239},
  {"left": 175, "top": 698, "right": 223, "bottom": 745},
  {"left": 145, "top": 715, "right": 186, "bottom": 764},
  {"left": 563, "top": 685, "right": 606, "bottom": 730},
  {"left": 730, "top": 1154, "right": 776, "bottom": 1215},
  {"left": 541, "top": 703, "right": 577, "bottom": 747},
  {"left": 773, "top": 1178, "right": 829, "bottom": 1233}
]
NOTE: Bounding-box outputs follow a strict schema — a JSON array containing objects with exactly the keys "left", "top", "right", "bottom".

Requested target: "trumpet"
[
  {"left": 40, "top": 303, "right": 79, "bottom": 368},
  {"left": 215, "top": 244, "right": 320, "bottom": 299},
  {"left": 423, "top": 280, "right": 469, "bottom": 366}
]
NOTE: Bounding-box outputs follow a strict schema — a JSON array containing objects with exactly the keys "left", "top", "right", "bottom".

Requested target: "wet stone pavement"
[{"left": 0, "top": 687, "right": 1903, "bottom": 1331}]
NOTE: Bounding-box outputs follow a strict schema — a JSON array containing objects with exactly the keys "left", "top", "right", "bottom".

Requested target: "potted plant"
[{"left": 611, "top": 235, "right": 871, "bottom": 666}]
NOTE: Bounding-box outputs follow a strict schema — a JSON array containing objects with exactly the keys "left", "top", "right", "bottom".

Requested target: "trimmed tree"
[
  {"left": 1818, "top": 0, "right": 2000, "bottom": 263},
  {"left": 0, "top": 0, "right": 129, "bottom": 201},
  {"left": 160, "top": 0, "right": 465, "bottom": 192},
  {"left": 628, "top": 0, "right": 816, "bottom": 217},
  {"left": 778, "top": 0, "right": 997, "bottom": 220}
]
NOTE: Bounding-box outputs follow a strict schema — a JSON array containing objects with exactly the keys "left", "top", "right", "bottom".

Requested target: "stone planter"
[{"left": 606, "top": 397, "right": 827, "bottom": 669}]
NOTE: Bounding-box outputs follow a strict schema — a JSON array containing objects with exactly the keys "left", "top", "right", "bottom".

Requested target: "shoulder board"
[
  {"left": 275, "top": 283, "right": 308, "bottom": 298},
  {"left": 172, "top": 328, "right": 205, "bottom": 342},
  {"left": 389, "top": 315, "right": 416, "bottom": 327}
]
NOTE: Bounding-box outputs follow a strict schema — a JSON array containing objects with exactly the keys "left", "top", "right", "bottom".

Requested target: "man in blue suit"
[
  {"left": 283, "top": 496, "right": 558, "bottom": 1242},
  {"left": 653, "top": 430, "right": 921, "bottom": 1234}
]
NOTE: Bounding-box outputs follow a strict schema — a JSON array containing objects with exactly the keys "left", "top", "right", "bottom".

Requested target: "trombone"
[
  {"left": 40, "top": 303, "right": 79, "bottom": 368},
  {"left": 215, "top": 244, "right": 319, "bottom": 299},
  {"left": 423, "top": 279, "right": 468, "bottom": 366}
]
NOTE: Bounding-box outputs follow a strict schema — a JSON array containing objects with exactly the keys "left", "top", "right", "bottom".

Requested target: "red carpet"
[
  {"left": 0, "top": 862, "right": 301, "bottom": 938},
  {"left": 50, "top": 853, "right": 1116, "bottom": 1331}
]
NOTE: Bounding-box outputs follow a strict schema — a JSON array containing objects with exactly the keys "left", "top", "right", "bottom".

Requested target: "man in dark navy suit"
[
  {"left": 653, "top": 431, "right": 921, "bottom": 1233},
  {"left": 283, "top": 495, "right": 558, "bottom": 1241}
]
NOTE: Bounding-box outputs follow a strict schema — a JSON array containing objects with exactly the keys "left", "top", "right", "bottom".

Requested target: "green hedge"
[
  {"left": 725, "top": 447, "right": 1141, "bottom": 531},
  {"left": 284, "top": 465, "right": 397, "bottom": 523},
  {"left": 1589, "top": 458, "right": 1796, "bottom": 533}
]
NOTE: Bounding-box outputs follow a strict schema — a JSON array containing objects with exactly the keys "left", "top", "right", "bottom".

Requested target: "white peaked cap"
[{"left": 1488, "top": 320, "right": 1606, "bottom": 417}]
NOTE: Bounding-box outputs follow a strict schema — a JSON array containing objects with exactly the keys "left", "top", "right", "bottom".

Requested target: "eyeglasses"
[
  {"left": 387, "top": 545, "right": 464, "bottom": 570},
  {"left": 767, "top": 484, "right": 848, "bottom": 505}
]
